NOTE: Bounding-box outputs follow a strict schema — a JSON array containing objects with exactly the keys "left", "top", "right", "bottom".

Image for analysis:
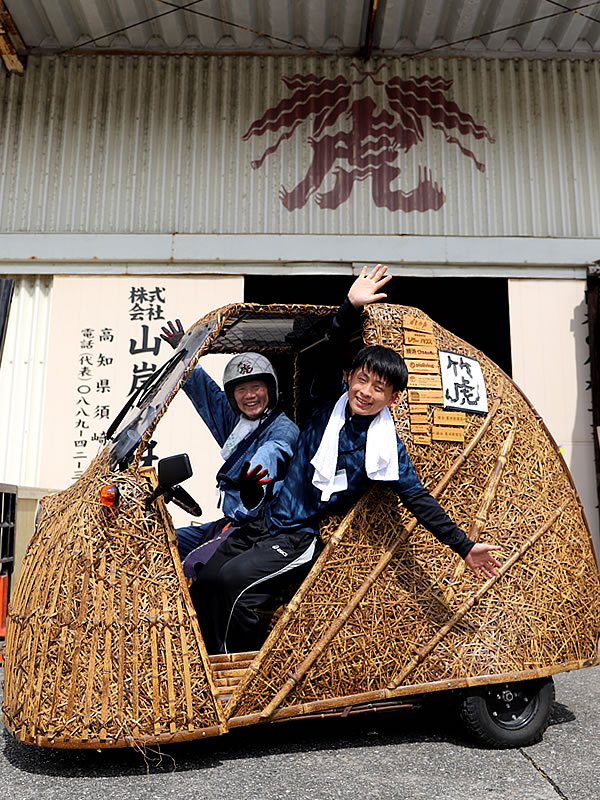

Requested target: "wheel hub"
[{"left": 486, "top": 683, "right": 539, "bottom": 730}]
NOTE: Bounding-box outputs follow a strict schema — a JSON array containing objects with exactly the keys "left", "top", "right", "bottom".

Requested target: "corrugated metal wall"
[
  {"left": 0, "top": 55, "right": 599, "bottom": 237},
  {"left": 0, "top": 277, "right": 52, "bottom": 486}
]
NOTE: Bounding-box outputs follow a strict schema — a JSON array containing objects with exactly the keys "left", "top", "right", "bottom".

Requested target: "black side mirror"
[
  {"left": 157, "top": 453, "right": 193, "bottom": 488},
  {"left": 147, "top": 453, "right": 193, "bottom": 507}
]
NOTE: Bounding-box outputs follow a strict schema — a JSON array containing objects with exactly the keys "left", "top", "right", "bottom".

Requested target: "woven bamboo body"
[{"left": 3, "top": 302, "right": 600, "bottom": 748}]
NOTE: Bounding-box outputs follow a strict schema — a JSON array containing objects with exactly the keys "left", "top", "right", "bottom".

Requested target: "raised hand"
[
  {"left": 348, "top": 264, "right": 392, "bottom": 309},
  {"left": 160, "top": 319, "right": 185, "bottom": 349}
]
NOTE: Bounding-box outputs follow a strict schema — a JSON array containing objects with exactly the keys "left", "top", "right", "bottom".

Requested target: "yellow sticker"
[
  {"left": 403, "top": 314, "right": 434, "bottom": 334},
  {"left": 408, "top": 374, "right": 442, "bottom": 389},
  {"left": 405, "top": 331, "right": 437, "bottom": 347},
  {"left": 433, "top": 409, "right": 467, "bottom": 426},
  {"left": 413, "top": 433, "right": 432, "bottom": 445},
  {"left": 432, "top": 426, "right": 465, "bottom": 442},
  {"left": 408, "top": 389, "right": 444, "bottom": 405},
  {"left": 404, "top": 345, "right": 438, "bottom": 360},
  {"left": 405, "top": 359, "right": 441, "bottom": 374}
]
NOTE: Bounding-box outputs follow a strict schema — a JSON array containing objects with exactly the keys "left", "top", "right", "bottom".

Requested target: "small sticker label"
[
  {"left": 432, "top": 426, "right": 465, "bottom": 442},
  {"left": 413, "top": 433, "right": 432, "bottom": 445},
  {"left": 405, "top": 331, "right": 437, "bottom": 347},
  {"left": 408, "top": 374, "right": 442, "bottom": 389},
  {"left": 433, "top": 409, "right": 467, "bottom": 426},
  {"left": 403, "top": 314, "right": 434, "bottom": 334},
  {"left": 408, "top": 389, "right": 444, "bottom": 405},
  {"left": 405, "top": 359, "right": 441, "bottom": 374},
  {"left": 405, "top": 345, "right": 438, "bottom": 360}
]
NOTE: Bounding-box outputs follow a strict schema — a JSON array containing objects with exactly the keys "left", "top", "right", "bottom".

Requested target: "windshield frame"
[{"left": 107, "top": 319, "right": 217, "bottom": 470}]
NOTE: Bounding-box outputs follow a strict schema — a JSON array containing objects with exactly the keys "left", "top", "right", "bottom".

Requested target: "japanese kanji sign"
[{"left": 439, "top": 350, "right": 488, "bottom": 415}]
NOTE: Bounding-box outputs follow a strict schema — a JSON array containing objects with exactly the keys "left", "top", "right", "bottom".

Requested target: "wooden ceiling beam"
[{"left": 0, "top": 0, "right": 25, "bottom": 74}]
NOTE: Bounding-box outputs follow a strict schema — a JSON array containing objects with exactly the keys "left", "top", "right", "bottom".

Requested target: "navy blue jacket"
[
  {"left": 264, "top": 300, "right": 474, "bottom": 559},
  {"left": 183, "top": 366, "right": 299, "bottom": 525}
]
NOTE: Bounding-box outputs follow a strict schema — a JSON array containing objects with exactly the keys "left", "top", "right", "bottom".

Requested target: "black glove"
[
  {"left": 220, "top": 461, "right": 273, "bottom": 509},
  {"left": 160, "top": 319, "right": 185, "bottom": 349}
]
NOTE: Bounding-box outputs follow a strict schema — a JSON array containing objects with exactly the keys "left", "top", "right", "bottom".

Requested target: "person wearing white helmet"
[{"left": 161, "top": 321, "right": 300, "bottom": 577}]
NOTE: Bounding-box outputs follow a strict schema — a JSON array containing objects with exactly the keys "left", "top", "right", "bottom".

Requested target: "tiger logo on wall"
[{"left": 242, "top": 67, "right": 495, "bottom": 213}]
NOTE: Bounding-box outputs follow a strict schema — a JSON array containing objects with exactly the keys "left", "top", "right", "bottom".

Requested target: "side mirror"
[
  {"left": 146, "top": 453, "right": 193, "bottom": 507},
  {"left": 157, "top": 453, "right": 193, "bottom": 488}
]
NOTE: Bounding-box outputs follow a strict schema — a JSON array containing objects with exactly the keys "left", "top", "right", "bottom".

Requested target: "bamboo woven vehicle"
[{"left": 4, "top": 301, "right": 600, "bottom": 751}]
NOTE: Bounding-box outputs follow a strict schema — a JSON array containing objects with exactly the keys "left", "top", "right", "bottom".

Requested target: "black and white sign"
[{"left": 439, "top": 350, "right": 488, "bottom": 415}]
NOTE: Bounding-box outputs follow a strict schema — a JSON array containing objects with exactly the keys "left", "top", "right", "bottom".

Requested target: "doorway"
[{"left": 245, "top": 275, "right": 512, "bottom": 376}]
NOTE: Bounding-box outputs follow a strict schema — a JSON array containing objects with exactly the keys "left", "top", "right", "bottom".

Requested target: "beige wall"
[
  {"left": 40, "top": 275, "right": 244, "bottom": 530},
  {"left": 508, "top": 278, "right": 599, "bottom": 562}
]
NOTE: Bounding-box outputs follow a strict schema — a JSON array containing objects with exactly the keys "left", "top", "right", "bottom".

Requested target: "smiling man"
[
  {"left": 160, "top": 321, "right": 299, "bottom": 574},
  {"left": 191, "top": 266, "right": 502, "bottom": 655}
]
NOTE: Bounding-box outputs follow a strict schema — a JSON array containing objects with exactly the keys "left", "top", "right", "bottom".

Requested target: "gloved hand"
[
  {"left": 160, "top": 319, "right": 185, "bottom": 349},
  {"left": 221, "top": 461, "right": 273, "bottom": 509}
]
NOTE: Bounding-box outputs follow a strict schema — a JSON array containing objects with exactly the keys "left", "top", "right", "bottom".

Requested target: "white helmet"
[{"left": 223, "top": 352, "right": 278, "bottom": 414}]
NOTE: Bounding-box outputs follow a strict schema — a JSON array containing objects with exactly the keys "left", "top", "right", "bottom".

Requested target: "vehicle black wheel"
[{"left": 459, "top": 677, "right": 555, "bottom": 748}]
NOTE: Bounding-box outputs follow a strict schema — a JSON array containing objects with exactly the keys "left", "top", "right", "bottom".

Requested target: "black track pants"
[{"left": 191, "top": 526, "right": 319, "bottom": 655}]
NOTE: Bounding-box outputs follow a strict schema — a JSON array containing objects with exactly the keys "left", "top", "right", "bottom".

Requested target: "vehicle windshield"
[{"left": 107, "top": 320, "right": 216, "bottom": 469}]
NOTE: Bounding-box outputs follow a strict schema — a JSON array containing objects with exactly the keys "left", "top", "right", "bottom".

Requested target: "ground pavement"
[{"left": 0, "top": 666, "right": 598, "bottom": 800}]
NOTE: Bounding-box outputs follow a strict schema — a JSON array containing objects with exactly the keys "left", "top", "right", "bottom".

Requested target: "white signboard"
[{"left": 439, "top": 350, "right": 488, "bottom": 415}]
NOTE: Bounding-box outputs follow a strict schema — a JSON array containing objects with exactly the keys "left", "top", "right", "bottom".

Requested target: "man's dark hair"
[{"left": 350, "top": 345, "right": 408, "bottom": 392}]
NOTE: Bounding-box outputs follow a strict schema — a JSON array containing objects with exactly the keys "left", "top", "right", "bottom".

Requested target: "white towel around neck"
[
  {"left": 310, "top": 392, "right": 399, "bottom": 501},
  {"left": 220, "top": 416, "right": 260, "bottom": 460}
]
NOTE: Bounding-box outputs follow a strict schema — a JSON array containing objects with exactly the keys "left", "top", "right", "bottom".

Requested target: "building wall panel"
[
  {"left": 0, "top": 55, "right": 599, "bottom": 237},
  {"left": 0, "top": 276, "right": 52, "bottom": 486}
]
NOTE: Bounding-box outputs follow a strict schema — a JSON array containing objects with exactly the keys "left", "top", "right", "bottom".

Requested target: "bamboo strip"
[
  {"left": 176, "top": 595, "right": 195, "bottom": 731},
  {"left": 227, "top": 655, "right": 599, "bottom": 728},
  {"left": 162, "top": 592, "right": 177, "bottom": 734},
  {"left": 257, "top": 400, "right": 503, "bottom": 721},
  {"left": 117, "top": 571, "right": 127, "bottom": 727},
  {"left": 24, "top": 724, "right": 225, "bottom": 750},
  {"left": 83, "top": 557, "right": 107, "bottom": 742},
  {"left": 21, "top": 529, "right": 70, "bottom": 739},
  {"left": 132, "top": 578, "right": 140, "bottom": 738},
  {"left": 443, "top": 425, "right": 516, "bottom": 603},
  {"left": 31, "top": 552, "right": 70, "bottom": 739},
  {"left": 150, "top": 604, "right": 161, "bottom": 736},
  {"left": 387, "top": 501, "right": 569, "bottom": 691},
  {"left": 156, "top": 488, "right": 228, "bottom": 730},
  {"left": 100, "top": 560, "right": 116, "bottom": 741},
  {"left": 47, "top": 554, "right": 77, "bottom": 739},
  {"left": 65, "top": 570, "right": 91, "bottom": 726}
]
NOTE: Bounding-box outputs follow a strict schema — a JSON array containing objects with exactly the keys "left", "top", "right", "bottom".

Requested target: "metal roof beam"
[{"left": 359, "top": 0, "right": 380, "bottom": 59}]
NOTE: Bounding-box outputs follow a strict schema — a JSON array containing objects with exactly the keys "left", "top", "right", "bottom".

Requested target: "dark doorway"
[{"left": 245, "top": 275, "right": 512, "bottom": 376}]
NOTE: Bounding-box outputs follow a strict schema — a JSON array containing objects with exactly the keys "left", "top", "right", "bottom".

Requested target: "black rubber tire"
[{"left": 459, "top": 677, "right": 555, "bottom": 748}]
